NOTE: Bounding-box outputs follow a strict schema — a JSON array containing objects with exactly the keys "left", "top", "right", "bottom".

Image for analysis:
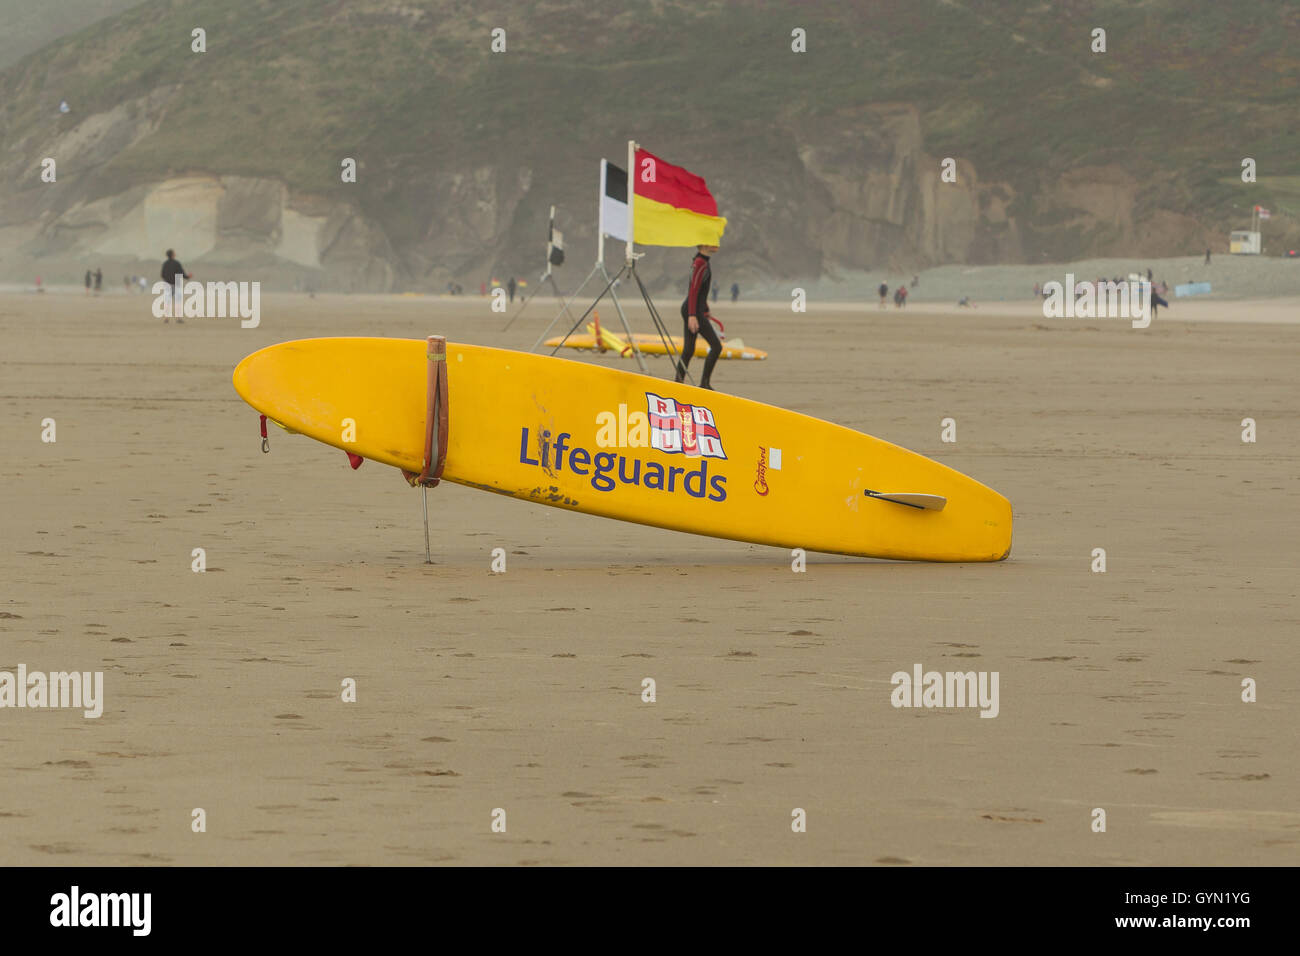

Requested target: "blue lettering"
[
  {"left": 518, "top": 426, "right": 728, "bottom": 502},
  {"left": 643, "top": 461, "right": 665, "bottom": 490},
  {"left": 617, "top": 456, "right": 641, "bottom": 485},
  {"left": 553, "top": 432, "right": 569, "bottom": 472},
  {"left": 519, "top": 428, "right": 538, "bottom": 465},
  {"left": 685, "top": 462, "right": 707, "bottom": 498},
  {"left": 592, "top": 451, "right": 617, "bottom": 491}
]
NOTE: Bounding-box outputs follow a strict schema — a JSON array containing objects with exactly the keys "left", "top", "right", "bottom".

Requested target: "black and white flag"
[
  {"left": 600, "top": 159, "right": 628, "bottom": 242},
  {"left": 548, "top": 216, "right": 565, "bottom": 267}
]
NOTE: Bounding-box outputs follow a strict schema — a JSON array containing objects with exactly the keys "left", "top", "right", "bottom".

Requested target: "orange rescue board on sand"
[{"left": 232, "top": 337, "right": 1012, "bottom": 561}]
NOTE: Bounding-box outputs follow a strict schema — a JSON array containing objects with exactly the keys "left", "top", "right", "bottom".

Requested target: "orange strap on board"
[{"left": 404, "top": 335, "right": 449, "bottom": 488}]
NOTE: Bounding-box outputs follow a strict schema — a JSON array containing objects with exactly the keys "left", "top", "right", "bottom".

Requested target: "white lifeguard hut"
[
  {"left": 1230, "top": 206, "right": 1268, "bottom": 254},
  {"left": 1230, "top": 230, "right": 1260, "bottom": 254}
]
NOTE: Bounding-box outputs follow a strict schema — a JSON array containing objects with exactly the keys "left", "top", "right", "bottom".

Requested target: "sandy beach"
[{"left": 1, "top": 290, "right": 1296, "bottom": 865}]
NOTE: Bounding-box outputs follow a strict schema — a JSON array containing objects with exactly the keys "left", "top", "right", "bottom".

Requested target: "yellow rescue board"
[
  {"left": 232, "top": 338, "right": 1011, "bottom": 561},
  {"left": 545, "top": 330, "right": 768, "bottom": 361}
]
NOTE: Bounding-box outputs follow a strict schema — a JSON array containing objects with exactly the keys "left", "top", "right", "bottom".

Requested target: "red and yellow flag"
[{"left": 633, "top": 147, "right": 727, "bottom": 247}]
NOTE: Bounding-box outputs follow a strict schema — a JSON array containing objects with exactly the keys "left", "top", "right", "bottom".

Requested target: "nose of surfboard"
[{"left": 233, "top": 337, "right": 428, "bottom": 472}]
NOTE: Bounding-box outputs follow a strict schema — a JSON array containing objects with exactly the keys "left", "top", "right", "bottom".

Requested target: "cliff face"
[
  {"left": 0, "top": 85, "right": 394, "bottom": 289},
  {"left": 789, "top": 104, "right": 1020, "bottom": 272},
  {"left": 0, "top": 100, "right": 1127, "bottom": 292}
]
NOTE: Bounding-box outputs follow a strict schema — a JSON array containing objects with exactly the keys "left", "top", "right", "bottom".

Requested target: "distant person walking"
[
  {"left": 93, "top": 268, "right": 102, "bottom": 294},
  {"left": 878, "top": 282, "right": 889, "bottom": 309},
  {"left": 711, "top": 282, "right": 719, "bottom": 302},
  {"left": 507, "top": 276, "right": 517, "bottom": 303},
  {"left": 1149, "top": 287, "right": 1169, "bottom": 319},
  {"left": 730, "top": 282, "right": 739, "bottom": 303},
  {"left": 895, "top": 285, "right": 908, "bottom": 308},
  {"left": 161, "top": 249, "right": 191, "bottom": 323},
  {"left": 911, "top": 274, "right": 919, "bottom": 288},
  {"left": 84, "top": 269, "right": 92, "bottom": 296},
  {"left": 1205, "top": 248, "right": 1212, "bottom": 265}
]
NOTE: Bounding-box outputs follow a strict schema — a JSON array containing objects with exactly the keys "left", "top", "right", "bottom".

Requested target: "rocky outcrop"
[{"left": 789, "top": 104, "right": 1021, "bottom": 272}]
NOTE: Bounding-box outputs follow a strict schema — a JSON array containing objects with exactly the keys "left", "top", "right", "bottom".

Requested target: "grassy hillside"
[
  {"left": 1, "top": 0, "right": 1297, "bottom": 267},
  {"left": 0, "top": 0, "right": 147, "bottom": 69}
]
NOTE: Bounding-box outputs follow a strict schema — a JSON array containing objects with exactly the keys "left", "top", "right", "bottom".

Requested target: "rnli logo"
[
  {"left": 754, "top": 446, "right": 770, "bottom": 496},
  {"left": 646, "top": 392, "right": 726, "bottom": 459}
]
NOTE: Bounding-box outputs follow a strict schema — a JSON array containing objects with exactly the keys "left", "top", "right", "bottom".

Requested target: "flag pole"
[
  {"left": 597, "top": 160, "right": 606, "bottom": 269},
  {"left": 546, "top": 204, "right": 556, "bottom": 279},
  {"left": 619, "top": 139, "right": 650, "bottom": 367},
  {"left": 503, "top": 204, "right": 559, "bottom": 331},
  {"left": 626, "top": 139, "right": 637, "bottom": 268}
]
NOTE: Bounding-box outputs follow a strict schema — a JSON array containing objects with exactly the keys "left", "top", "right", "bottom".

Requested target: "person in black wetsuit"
[{"left": 675, "top": 244, "right": 722, "bottom": 390}]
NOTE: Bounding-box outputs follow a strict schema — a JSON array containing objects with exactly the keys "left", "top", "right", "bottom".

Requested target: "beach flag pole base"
[
  {"left": 528, "top": 261, "right": 600, "bottom": 352},
  {"left": 546, "top": 263, "right": 627, "bottom": 357},
  {"left": 597, "top": 260, "right": 648, "bottom": 373},
  {"left": 421, "top": 485, "right": 432, "bottom": 564},
  {"left": 630, "top": 264, "right": 693, "bottom": 385}
]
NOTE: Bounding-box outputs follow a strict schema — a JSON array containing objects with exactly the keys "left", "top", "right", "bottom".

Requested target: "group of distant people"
[
  {"left": 877, "top": 279, "right": 915, "bottom": 309},
  {"left": 76, "top": 258, "right": 180, "bottom": 298}
]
